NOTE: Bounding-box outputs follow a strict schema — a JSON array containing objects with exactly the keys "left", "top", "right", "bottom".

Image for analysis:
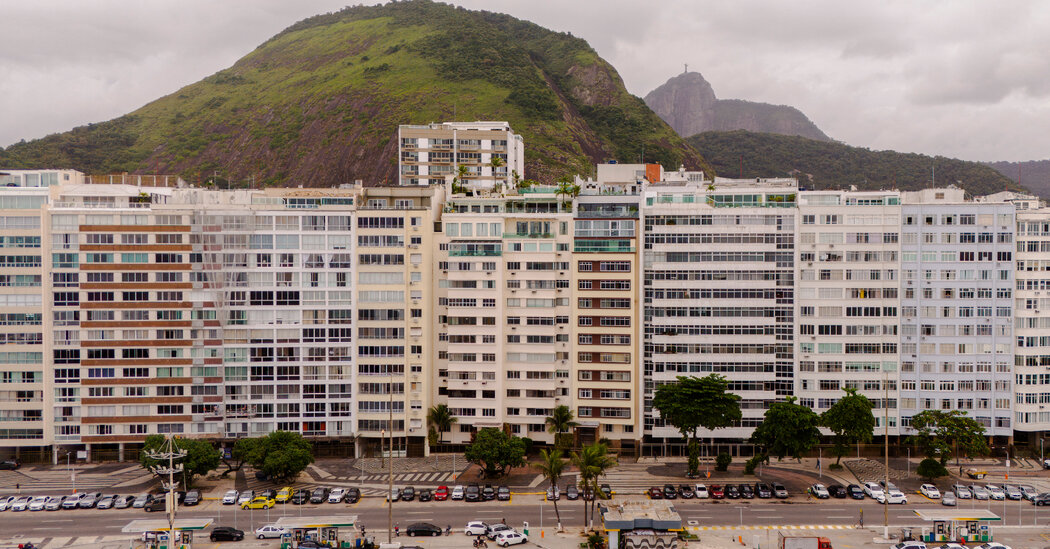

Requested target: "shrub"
[
  {"left": 917, "top": 457, "right": 949, "bottom": 480},
  {"left": 829, "top": 463, "right": 843, "bottom": 470},
  {"left": 715, "top": 452, "right": 731, "bottom": 472},
  {"left": 743, "top": 455, "right": 763, "bottom": 475}
]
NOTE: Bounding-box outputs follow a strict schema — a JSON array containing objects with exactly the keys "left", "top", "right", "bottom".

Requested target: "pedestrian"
[
  {"left": 394, "top": 524, "right": 400, "bottom": 537},
  {"left": 501, "top": 517, "right": 506, "bottom": 525},
  {"left": 859, "top": 509, "right": 864, "bottom": 528},
  {"left": 816, "top": 458, "right": 821, "bottom": 470}
]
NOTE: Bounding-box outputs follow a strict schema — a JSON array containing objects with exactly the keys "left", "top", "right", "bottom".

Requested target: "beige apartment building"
[{"left": 398, "top": 121, "right": 524, "bottom": 189}]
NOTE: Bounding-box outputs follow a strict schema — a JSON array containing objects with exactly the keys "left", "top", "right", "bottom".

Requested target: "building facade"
[{"left": 398, "top": 122, "right": 524, "bottom": 189}]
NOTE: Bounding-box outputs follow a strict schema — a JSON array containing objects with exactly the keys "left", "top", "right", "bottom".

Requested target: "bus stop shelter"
[
  {"left": 121, "top": 518, "right": 213, "bottom": 549},
  {"left": 913, "top": 509, "right": 1000, "bottom": 544},
  {"left": 273, "top": 515, "right": 359, "bottom": 549}
]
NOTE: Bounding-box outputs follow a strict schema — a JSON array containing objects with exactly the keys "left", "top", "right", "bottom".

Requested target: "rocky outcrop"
[{"left": 645, "top": 72, "right": 831, "bottom": 141}]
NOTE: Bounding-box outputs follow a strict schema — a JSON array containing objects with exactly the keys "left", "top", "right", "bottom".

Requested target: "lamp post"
[
  {"left": 883, "top": 372, "right": 889, "bottom": 539},
  {"left": 144, "top": 435, "right": 187, "bottom": 542}
]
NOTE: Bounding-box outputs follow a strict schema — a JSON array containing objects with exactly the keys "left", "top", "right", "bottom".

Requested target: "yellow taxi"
[
  {"left": 275, "top": 487, "right": 293, "bottom": 504},
  {"left": 241, "top": 496, "right": 276, "bottom": 510}
]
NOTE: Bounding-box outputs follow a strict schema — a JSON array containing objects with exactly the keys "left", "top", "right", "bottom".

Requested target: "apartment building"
[
  {"left": 795, "top": 190, "right": 902, "bottom": 435},
  {"left": 898, "top": 188, "right": 1015, "bottom": 438},
  {"left": 1009, "top": 193, "right": 1050, "bottom": 439},
  {"left": 398, "top": 122, "right": 524, "bottom": 189},
  {"left": 642, "top": 177, "right": 797, "bottom": 442}
]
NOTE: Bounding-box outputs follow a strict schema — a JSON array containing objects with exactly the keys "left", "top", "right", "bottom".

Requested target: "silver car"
[
  {"left": 114, "top": 495, "right": 135, "bottom": 509},
  {"left": 44, "top": 496, "right": 65, "bottom": 511},
  {"left": 1018, "top": 485, "right": 1038, "bottom": 501},
  {"left": 96, "top": 495, "right": 118, "bottom": 509},
  {"left": 970, "top": 485, "right": 990, "bottom": 500},
  {"left": 1003, "top": 485, "right": 1023, "bottom": 500},
  {"left": 941, "top": 491, "right": 957, "bottom": 506},
  {"left": 952, "top": 484, "right": 972, "bottom": 499},
  {"left": 984, "top": 485, "right": 1005, "bottom": 500}
]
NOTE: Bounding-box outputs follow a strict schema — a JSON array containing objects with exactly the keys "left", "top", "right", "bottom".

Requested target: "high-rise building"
[{"left": 398, "top": 122, "right": 524, "bottom": 189}]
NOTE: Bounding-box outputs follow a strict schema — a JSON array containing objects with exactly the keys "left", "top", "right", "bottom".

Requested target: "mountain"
[
  {"left": 985, "top": 160, "right": 1050, "bottom": 199},
  {"left": 0, "top": 1, "right": 709, "bottom": 186},
  {"left": 645, "top": 72, "right": 831, "bottom": 142},
  {"left": 689, "top": 130, "right": 1025, "bottom": 197}
]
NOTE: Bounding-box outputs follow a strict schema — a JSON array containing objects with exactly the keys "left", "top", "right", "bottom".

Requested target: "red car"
[
  {"left": 648, "top": 487, "right": 663, "bottom": 499},
  {"left": 709, "top": 485, "right": 725, "bottom": 499},
  {"left": 434, "top": 486, "right": 449, "bottom": 501}
]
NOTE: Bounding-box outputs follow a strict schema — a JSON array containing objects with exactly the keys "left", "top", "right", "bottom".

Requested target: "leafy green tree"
[
  {"left": 545, "top": 404, "right": 578, "bottom": 449},
  {"left": 571, "top": 442, "right": 616, "bottom": 528},
  {"left": 917, "top": 457, "right": 949, "bottom": 481},
  {"left": 140, "top": 435, "right": 220, "bottom": 489},
  {"left": 715, "top": 452, "right": 731, "bottom": 472},
  {"left": 908, "top": 410, "right": 989, "bottom": 466},
  {"left": 245, "top": 431, "right": 315, "bottom": 483},
  {"left": 219, "top": 436, "right": 259, "bottom": 477},
  {"left": 652, "top": 374, "right": 741, "bottom": 476},
  {"left": 464, "top": 428, "right": 526, "bottom": 477},
  {"left": 427, "top": 404, "right": 457, "bottom": 447},
  {"left": 533, "top": 449, "right": 566, "bottom": 526},
  {"left": 750, "top": 396, "right": 821, "bottom": 461},
  {"left": 820, "top": 388, "right": 876, "bottom": 464}
]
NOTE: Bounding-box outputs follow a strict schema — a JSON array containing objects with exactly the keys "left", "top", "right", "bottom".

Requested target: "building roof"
[
  {"left": 274, "top": 515, "right": 359, "bottom": 529},
  {"left": 913, "top": 509, "right": 1000, "bottom": 522},
  {"left": 601, "top": 500, "right": 682, "bottom": 531},
  {"left": 121, "top": 518, "right": 213, "bottom": 532}
]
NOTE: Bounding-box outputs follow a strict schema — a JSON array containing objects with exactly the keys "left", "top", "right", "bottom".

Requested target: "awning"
[
  {"left": 122, "top": 519, "right": 213, "bottom": 533},
  {"left": 275, "top": 515, "right": 359, "bottom": 529},
  {"left": 913, "top": 509, "right": 1000, "bottom": 522}
]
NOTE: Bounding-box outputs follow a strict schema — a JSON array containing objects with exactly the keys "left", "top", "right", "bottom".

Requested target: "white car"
[
  {"left": 1003, "top": 485, "right": 1022, "bottom": 500},
  {"left": 237, "top": 490, "right": 254, "bottom": 504},
  {"left": 694, "top": 484, "right": 709, "bottom": 499},
  {"left": 451, "top": 485, "right": 465, "bottom": 500},
  {"left": 495, "top": 531, "right": 528, "bottom": 547},
  {"left": 863, "top": 482, "right": 884, "bottom": 499},
  {"left": 952, "top": 484, "right": 972, "bottom": 499},
  {"left": 465, "top": 521, "right": 489, "bottom": 536},
  {"left": 891, "top": 543, "right": 926, "bottom": 549},
  {"left": 877, "top": 491, "right": 907, "bottom": 504},
  {"left": 255, "top": 525, "right": 287, "bottom": 539},
  {"left": 934, "top": 544, "right": 966, "bottom": 549},
  {"left": 0, "top": 496, "right": 15, "bottom": 511},
  {"left": 941, "top": 492, "right": 957, "bottom": 506},
  {"left": 984, "top": 484, "right": 1005, "bottom": 500},
  {"left": 10, "top": 496, "right": 31, "bottom": 511},
  {"left": 328, "top": 488, "right": 346, "bottom": 503},
  {"left": 976, "top": 544, "right": 1012, "bottom": 549},
  {"left": 1018, "top": 485, "right": 1038, "bottom": 501},
  {"left": 920, "top": 484, "right": 941, "bottom": 499},
  {"left": 809, "top": 484, "right": 829, "bottom": 499},
  {"left": 970, "top": 485, "right": 990, "bottom": 500},
  {"left": 222, "top": 489, "right": 239, "bottom": 505},
  {"left": 27, "top": 496, "right": 50, "bottom": 511}
]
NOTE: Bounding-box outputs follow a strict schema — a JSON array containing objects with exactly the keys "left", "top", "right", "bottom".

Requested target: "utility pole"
[
  {"left": 145, "top": 435, "right": 187, "bottom": 544},
  {"left": 387, "top": 381, "right": 394, "bottom": 543},
  {"left": 883, "top": 374, "right": 889, "bottom": 539}
]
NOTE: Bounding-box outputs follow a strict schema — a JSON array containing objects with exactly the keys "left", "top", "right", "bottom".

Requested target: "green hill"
[
  {"left": 689, "top": 130, "right": 1024, "bottom": 196},
  {"left": 0, "top": 0, "right": 708, "bottom": 186}
]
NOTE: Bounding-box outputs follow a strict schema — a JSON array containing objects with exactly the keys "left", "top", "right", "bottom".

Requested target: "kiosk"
[
  {"left": 913, "top": 509, "right": 1000, "bottom": 544},
  {"left": 121, "top": 519, "right": 213, "bottom": 549},
  {"left": 274, "top": 515, "right": 360, "bottom": 549}
]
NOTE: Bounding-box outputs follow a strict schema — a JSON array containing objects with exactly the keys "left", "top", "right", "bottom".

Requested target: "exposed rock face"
[{"left": 645, "top": 72, "right": 831, "bottom": 141}]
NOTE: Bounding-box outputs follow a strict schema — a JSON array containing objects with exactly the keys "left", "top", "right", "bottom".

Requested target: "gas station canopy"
[
  {"left": 913, "top": 510, "right": 1001, "bottom": 522},
  {"left": 274, "top": 516, "right": 359, "bottom": 529},
  {"left": 122, "top": 519, "right": 214, "bottom": 533}
]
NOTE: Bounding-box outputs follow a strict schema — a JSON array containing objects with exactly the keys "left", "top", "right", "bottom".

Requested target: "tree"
[
  {"left": 651, "top": 374, "right": 741, "bottom": 476},
  {"left": 464, "top": 427, "right": 526, "bottom": 477},
  {"left": 917, "top": 457, "right": 949, "bottom": 481},
  {"left": 750, "top": 396, "right": 821, "bottom": 461},
  {"left": 820, "top": 388, "right": 876, "bottom": 464},
  {"left": 427, "top": 404, "right": 457, "bottom": 447},
  {"left": 571, "top": 442, "right": 616, "bottom": 529},
  {"left": 245, "top": 431, "right": 315, "bottom": 483},
  {"left": 545, "top": 404, "right": 578, "bottom": 449},
  {"left": 140, "top": 435, "right": 220, "bottom": 489},
  {"left": 219, "top": 436, "right": 258, "bottom": 477},
  {"left": 533, "top": 449, "right": 566, "bottom": 526},
  {"left": 908, "top": 410, "right": 990, "bottom": 465}
]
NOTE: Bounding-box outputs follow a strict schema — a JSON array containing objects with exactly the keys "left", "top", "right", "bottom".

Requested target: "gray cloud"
[{"left": 1, "top": 0, "right": 1049, "bottom": 162}]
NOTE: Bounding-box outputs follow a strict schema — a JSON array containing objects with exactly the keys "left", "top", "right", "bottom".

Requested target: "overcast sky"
[{"left": 2, "top": 0, "right": 1048, "bottom": 162}]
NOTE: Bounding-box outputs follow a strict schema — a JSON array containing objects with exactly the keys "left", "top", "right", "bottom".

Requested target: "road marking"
[{"left": 39, "top": 519, "right": 74, "bottom": 522}]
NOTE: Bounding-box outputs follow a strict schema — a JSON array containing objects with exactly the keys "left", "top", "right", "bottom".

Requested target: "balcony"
[
  {"left": 502, "top": 233, "right": 554, "bottom": 239},
  {"left": 574, "top": 242, "right": 635, "bottom": 253}
]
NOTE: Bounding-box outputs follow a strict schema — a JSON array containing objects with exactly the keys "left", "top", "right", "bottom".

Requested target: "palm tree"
[
  {"left": 545, "top": 405, "right": 578, "bottom": 449},
  {"left": 585, "top": 443, "right": 617, "bottom": 527},
  {"left": 571, "top": 443, "right": 606, "bottom": 529},
  {"left": 533, "top": 449, "right": 566, "bottom": 528},
  {"left": 489, "top": 155, "right": 505, "bottom": 172},
  {"left": 427, "top": 404, "right": 457, "bottom": 447}
]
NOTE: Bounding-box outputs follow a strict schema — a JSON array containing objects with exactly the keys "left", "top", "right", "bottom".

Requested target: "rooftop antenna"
[{"left": 684, "top": 63, "right": 688, "bottom": 74}]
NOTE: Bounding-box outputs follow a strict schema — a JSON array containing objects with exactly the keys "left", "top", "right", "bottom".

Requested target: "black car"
[
  {"left": 341, "top": 487, "right": 359, "bottom": 503},
  {"left": 418, "top": 488, "right": 433, "bottom": 502},
  {"left": 405, "top": 522, "right": 443, "bottom": 537},
  {"left": 827, "top": 484, "right": 847, "bottom": 499},
  {"left": 725, "top": 485, "right": 741, "bottom": 499},
  {"left": 402, "top": 487, "right": 416, "bottom": 501},
  {"left": 465, "top": 484, "right": 480, "bottom": 502},
  {"left": 583, "top": 487, "right": 595, "bottom": 501},
  {"left": 755, "top": 483, "right": 772, "bottom": 498},
  {"left": 291, "top": 489, "right": 309, "bottom": 504},
  {"left": 497, "top": 486, "right": 510, "bottom": 501},
  {"left": 297, "top": 541, "right": 325, "bottom": 549},
  {"left": 210, "top": 526, "right": 245, "bottom": 542},
  {"left": 254, "top": 470, "right": 269, "bottom": 481},
  {"left": 846, "top": 484, "right": 865, "bottom": 500},
  {"left": 1034, "top": 493, "right": 1050, "bottom": 506},
  {"left": 482, "top": 485, "right": 496, "bottom": 501},
  {"left": 0, "top": 459, "right": 19, "bottom": 470},
  {"left": 678, "top": 484, "right": 695, "bottom": 499},
  {"left": 183, "top": 490, "right": 201, "bottom": 506},
  {"left": 258, "top": 489, "right": 277, "bottom": 500},
  {"left": 565, "top": 485, "right": 579, "bottom": 500},
  {"left": 739, "top": 484, "right": 754, "bottom": 499},
  {"left": 310, "top": 487, "right": 329, "bottom": 504},
  {"left": 600, "top": 484, "right": 612, "bottom": 499},
  {"left": 663, "top": 484, "right": 677, "bottom": 499}
]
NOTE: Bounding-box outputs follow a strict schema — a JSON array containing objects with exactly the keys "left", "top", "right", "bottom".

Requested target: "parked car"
[
  {"left": 725, "top": 484, "right": 741, "bottom": 499},
  {"left": 0, "top": 459, "right": 19, "bottom": 470},
  {"left": 183, "top": 490, "right": 201, "bottom": 506},
  {"left": 345, "top": 487, "right": 361, "bottom": 503},
  {"left": 970, "top": 485, "right": 990, "bottom": 500},
  {"left": 0, "top": 496, "right": 16, "bottom": 511},
  {"left": 222, "top": 490, "right": 239, "bottom": 505},
  {"left": 275, "top": 487, "right": 293, "bottom": 504},
  {"left": 465, "top": 521, "right": 489, "bottom": 536},
  {"left": 661, "top": 483, "right": 677, "bottom": 499},
  {"left": 254, "top": 470, "right": 269, "bottom": 481},
  {"left": 1002, "top": 485, "right": 1022, "bottom": 500},
  {"left": 114, "top": 495, "right": 135, "bottom": 509},
  {"left": 237, "top": 490, "right": 255, "bottom": 505},
  {"left": 920, "top": 484, "right": 941, "bottom": 499},
  {"left": 878, "top": 491, "right": 908, "bottom": 504},
  {"left": 258, "top": 489, "right": 277, "bottom": 500},
  {"left": 827, "top": 484, "right": 846, "bottom": 498},
  {"left": 975, "top": 544, "right": 1012, "bottom": 549},
  {"left": 486, "top": 524, "right": 512, "bottom": 540},
  {"left": 985, "top": 485, "right": 1005, "bottom": 500},
  {"left": 847, "top": 484, "right": 865, "bottom": 500},
  {"left": 755, "top": 483, "right": 772, "bottom": 498},
  {"left": 465, "top": 484, "right": 481, "bottom": 502},
  {"left": 434, "top": 486, "right": 449, "bottom": 501},
  {"left": 242, "top": 496, "right": 275, "bottom": 510},
  {"left": 495, "top": 531, "right": 528, "bottom": 547},
  {"left": 402, "top": 486, "right": 416, "bottom": 502},
  {"left": 678, "top": 484, "right": 695, "bottom": 499},
  {"left": 416, "top": 488, "right": 432, "bottom": 502},
  {"left": 863, "top": 482, "right": 884, "bottom": 499},
  {"left": 210, "top": 526, "right": 245, "bottom": 542},
  {"left": 406, "top": 523, "right": 443, "bottom": 537},
  {"left": 27, "top": 496, "right": 49, "bottom": 511},
  {"left": 952, "top": 484, "right": 972, "bottom": 499},
  {"left": 739, "top": 484, "right": 755, "bottom": 499},
  {"left": 386, "top": 488, "right": 401, "bottom": 503},
  {"left": 131, "top": 494, "right": 153, "bottom": 509},
  {"left": 497, "top": 486, "right": 510, "bottom": 501},
  {"left": 941, "top": 492, "right": 957, "bottom": 506},
  {"left": 648, "top": 487, "right": 663, "bottom": 499},
  {"left": 891, "top": 543, "right": 927, "bottom": 549},
  {"left": 451, "top": 485, "right": 465, "bottom": 500},
  {"left": 772, "top": 483, "right": 789, "bottom": 499},
  {"left": 78, "top": 492, "right": 103, "bottom": 509},
  {"left": 310, "top": 487, "right": 329, "bottom": 504},
  {"left": 482, "top": 485, "right": 496, "bottom": 501},
  {"left": 1033, "top": 492, "right": 1050, "bottom": 506},
  {"left": 297, "top": 541, "right": 325, "bottom": 549},
  {"left": 600, "top": 484, "right": 612, "bottom": 499},
  {"left": 144, "top": 498, "right": 168, "bottom": 512},
  {"left": 809, "top": 484, "right": 830, "bottom": 499},
  {"left": 695, "top": 484, "right": 709, "bottom": 499},
  {"left": 9, "top": 496, "right": 31, "bottom": 511},
  {"left": 710, "top": 485, "right": 725, "bottom": 499},
  {"left": 62, "top": 493, "right": 85, "bottom": 509},
  {"left": 328, "top": 488, "right": 346, "bottom": 503},
  {"left": 583, "top": 487, "right": 596, "bottom": 501},
  {"left": 255, "top": 524, "right": 287, "bottom": 539},
  {"left": 96, "top": 495, "right": 119, "bottom": 510},
  {"left": 291, "top": 489, "right": 309, "bottom": 505},
  {"left": 1018, "top": 485, "right": 1038, "bottom": 501}
]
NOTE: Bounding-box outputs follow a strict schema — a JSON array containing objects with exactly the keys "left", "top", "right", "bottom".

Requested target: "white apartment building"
[
  {"left": 795, "top": 190, "right": 902, "bottom": 435},
  {"left": 1010, "top": 194, "right": 1050, "bottom": 439},
  {"left": 398, "top": 122, "right": 524, "bottom": 189},
  {"left": 643, "top": 177, "right": 797, "bottom": 442},
  {"left": 899, "top": 188, "right": 1015, "bottom": 438}
]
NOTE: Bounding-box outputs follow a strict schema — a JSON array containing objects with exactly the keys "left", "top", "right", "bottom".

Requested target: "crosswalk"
[
  {"left": 1, "top": 535, "right": 134, "bottom": 548},
  {"left": 0, "top": 466, "right": 149, "bottom": 492},
  {"left": 687, "top": 524, "right": 853, "bottom": 532},
  {"left": 242, "top": 471, "right": 456, "bottom": 495}
]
